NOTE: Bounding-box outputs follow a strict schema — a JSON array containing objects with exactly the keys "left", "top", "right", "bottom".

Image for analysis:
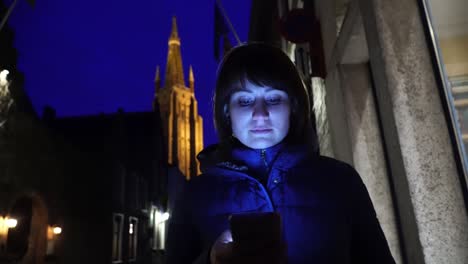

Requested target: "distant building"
[
  {"left": 47, "top": 109, "right": 167, "bottom": 264},
  {"left": 1, "top": 103, "right": 168, "bottom": 264},
  {"left": 0, "top": 4, "right": 64, "bottom": 263},
  {"left": 155, "top": 17, "right": 204, "bottom": 180},
  {"left": 0, "top": 13, "right": 203, "bottom": 264}
]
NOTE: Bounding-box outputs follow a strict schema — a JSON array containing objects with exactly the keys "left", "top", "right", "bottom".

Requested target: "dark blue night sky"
[{"left": 3, "top": 0, "right": 251, "bottom": 146}]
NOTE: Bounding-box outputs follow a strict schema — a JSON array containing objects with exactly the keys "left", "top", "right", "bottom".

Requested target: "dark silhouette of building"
[
  {"left": 1, "top": 99, "right": 168, "bottom": 264},
  {"left": 0, "top": 6, "right": 169, "bottom": 263},
  {"left": 45, "top": 109, "right": 167, "bottom": 264},
  {"left": 0, "top": 11, "right": 206, "bottom": 263}
]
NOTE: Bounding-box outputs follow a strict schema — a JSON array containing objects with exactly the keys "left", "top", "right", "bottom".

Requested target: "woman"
[{"left": 166, "top": 43, "right": 395, "bottom": 264}]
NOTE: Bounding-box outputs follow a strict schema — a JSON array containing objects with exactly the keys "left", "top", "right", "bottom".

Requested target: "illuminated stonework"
[
  {"left": 154, "top": 17, "right": 204, "bottom": 180},
  {"left": 0, "top": 69, "right": 13, "bottom": 129}
]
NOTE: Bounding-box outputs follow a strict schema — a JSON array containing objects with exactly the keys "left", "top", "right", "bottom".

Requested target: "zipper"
[
  {"left": 256, "top": 178, "right": 275, "bottom": 211},
  {"left": 260, "top": 149, "right": 271, "bottom": 190},
  {"left": 260, "top": 149, "right": 268, "bottom": 168},
  {"left": 258, "top": 150, "right": 274, "bottom": 210}
]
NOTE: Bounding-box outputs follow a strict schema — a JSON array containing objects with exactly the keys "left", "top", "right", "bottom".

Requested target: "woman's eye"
[
  {"left": 238, "top": 97, "right": 254, "bottom": 106},
  {"left": 266, "top": 97, "right": 282, "bottom": 105}
]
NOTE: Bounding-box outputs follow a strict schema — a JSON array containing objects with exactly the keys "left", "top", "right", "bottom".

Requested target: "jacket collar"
[
  {"left": 230, "top": 140, "right": 284, "bottom": 183},
  {"left": 197, "top": 138, "right": 311, "bottom": 175}
]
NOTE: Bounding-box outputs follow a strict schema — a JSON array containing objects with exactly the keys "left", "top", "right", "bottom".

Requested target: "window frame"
[{"left": 112, "top": 213, "right": 124, "bottom": 264}]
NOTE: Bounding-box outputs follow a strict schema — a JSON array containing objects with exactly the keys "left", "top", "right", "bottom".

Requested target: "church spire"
[
  {"left": 189, "top": 65, "right": 194, "bottom": 91},
  {"left": 169, "top": 16, "right": 180, "bottom": 43},
  {"left": 154, "top": 65, "right": 160, "bottom": 95},
  {"left": 165, "top": 16, "right": 185, "bottom": 88}
]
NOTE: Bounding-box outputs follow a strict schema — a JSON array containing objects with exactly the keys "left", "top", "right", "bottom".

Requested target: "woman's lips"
[{"left": 250, "top": 128, "right": 273, "bottom": 133}]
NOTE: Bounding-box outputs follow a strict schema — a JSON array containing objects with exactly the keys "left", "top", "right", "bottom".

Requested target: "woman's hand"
[
  {"left": 210, "top": 230, "right": 235, "bottom": 264},
  {"left": 210, "top": 229, "right": 286, "bottom": 264}
]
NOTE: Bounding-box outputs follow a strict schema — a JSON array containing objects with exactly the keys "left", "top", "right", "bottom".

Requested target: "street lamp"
[
  {"left": 5, "top": 218, "right": 17, "bottom": 228},
  {"left": 0, "top": 216, "right": 18, "bottom": 234},
  {"left": 47, "top": 226, "right": 62, "bottom": 239},
  {"left": 52, "top": 227, "right": 62, "bottom": 235},
  {"left": 46, "top": 225, "right": 62, "bottom": 255},
  {"left": 0, "top": 216, "right": 18, "bottom": 251}
]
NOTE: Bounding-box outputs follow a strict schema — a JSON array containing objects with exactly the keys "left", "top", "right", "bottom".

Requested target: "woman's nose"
[{"left": 252, "top": 101, "right": 269, "bottom": 120}]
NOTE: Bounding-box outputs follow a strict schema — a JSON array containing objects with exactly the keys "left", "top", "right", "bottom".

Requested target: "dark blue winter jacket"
[{"left": 166, "top": 141, "right": 396, "bottom": 264}]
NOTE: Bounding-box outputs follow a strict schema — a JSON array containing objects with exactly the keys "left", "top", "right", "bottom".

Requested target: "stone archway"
[{"left": 7, "top": 193, "right": 48, "bottom": 264}]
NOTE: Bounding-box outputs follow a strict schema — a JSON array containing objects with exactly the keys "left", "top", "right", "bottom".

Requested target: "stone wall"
[
  {"left": 312, "top": 77, "right": 335, "bottom": 157},
  {"left": 340, "top": 63, "right": 402, "bottom": 263},
  {"left": 360, "top": 0, "right": 468, "bottom": 262}
]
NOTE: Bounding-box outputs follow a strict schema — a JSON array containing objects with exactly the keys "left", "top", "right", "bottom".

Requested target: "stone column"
[
  {"left": 316, "top": 0, "right": 354, "bottom": 162},
  {"left": 359, "top": 0, "right": 468, "bottom": 263},
  {"left": 340, "top": 63, "right": 402, "bottom": 263}
]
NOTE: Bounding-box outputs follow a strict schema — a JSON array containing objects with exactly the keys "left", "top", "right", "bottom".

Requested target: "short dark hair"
[{"left": 213, "top": 43, "right": 318, "bottom": 151}]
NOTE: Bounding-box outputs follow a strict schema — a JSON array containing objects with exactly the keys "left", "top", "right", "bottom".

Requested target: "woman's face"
[{"left": 228, "top": 80, "right": 290, "bottom": 149}]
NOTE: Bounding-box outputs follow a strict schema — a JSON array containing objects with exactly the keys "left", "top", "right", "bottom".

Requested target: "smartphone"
[{"left": 229, "top": 212, "right": 282, "bottom": 244}]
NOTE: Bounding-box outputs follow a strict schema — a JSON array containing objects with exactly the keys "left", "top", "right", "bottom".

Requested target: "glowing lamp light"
[
  {"left": 5, "top": 218, "right": 17, "bottom": 228},
  {"left": 53, "top": 227, "right": 62, "bottom": 235},
  {"left": 129, "top": 223, "right": 134, "bottom": 234},
  {"left": 47, "top": 226, "right": 62, "bottom": 240}
]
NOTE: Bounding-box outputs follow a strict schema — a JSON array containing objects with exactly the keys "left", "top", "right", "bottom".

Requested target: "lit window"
[
  {"left": 423, "top": 0, "right": 468, "bottom": 193},
  {"left": 152, "top": 208, "right": 170, "bottom": 250},
  {"left": 128, "top": 217, "right": 138, "bottom": 262},
  {"left": 112, "top": 214, "right": 124, "bottom": 263}
]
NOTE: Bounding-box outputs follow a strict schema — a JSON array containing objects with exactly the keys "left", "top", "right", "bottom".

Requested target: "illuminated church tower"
[{"left": 154, "top": 17, "right": 204, "bottom": 180}]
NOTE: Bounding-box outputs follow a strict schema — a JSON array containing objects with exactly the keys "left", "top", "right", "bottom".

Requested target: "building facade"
[
  {"left": 1, "top": 104, "right": 168, "bottom": 264},
  {"left": 0, "top": 14, "right": 182, "bottom": 264}
]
